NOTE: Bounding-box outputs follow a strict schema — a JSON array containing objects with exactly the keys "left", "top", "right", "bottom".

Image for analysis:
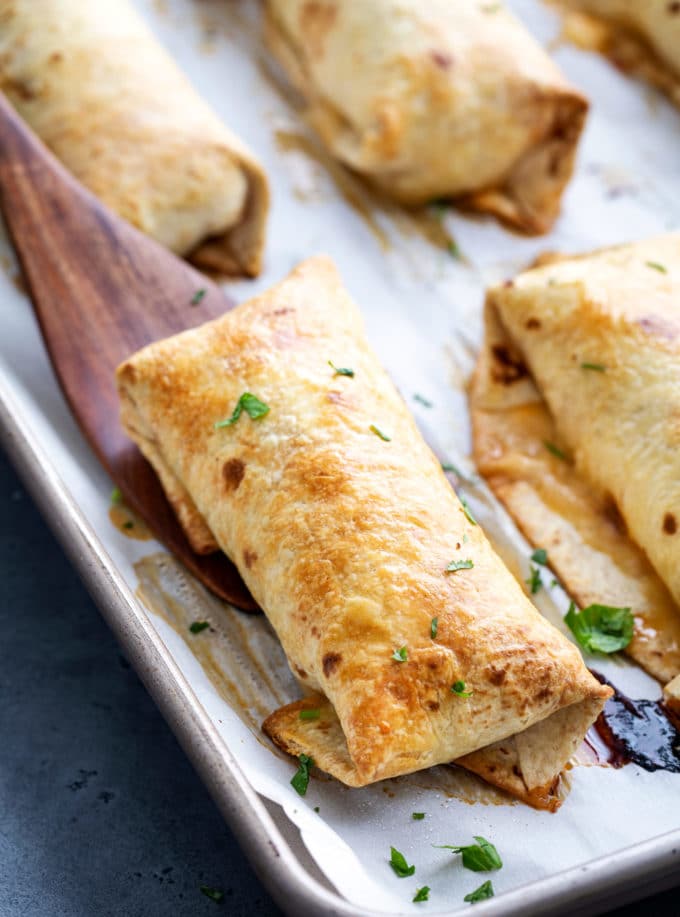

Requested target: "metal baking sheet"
[{"left": 1, "top": 0, "right": 680, "bottom": 914}]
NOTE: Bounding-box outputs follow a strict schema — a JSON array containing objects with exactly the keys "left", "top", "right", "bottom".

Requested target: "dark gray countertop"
[{"left": 0, "top": 445, "right": 675, "bottom": 917}]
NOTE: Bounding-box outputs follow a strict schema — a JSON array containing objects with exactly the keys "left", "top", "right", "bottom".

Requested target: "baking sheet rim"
[{"left": 1, "top": 372, "right": 679, "bottom": 917}]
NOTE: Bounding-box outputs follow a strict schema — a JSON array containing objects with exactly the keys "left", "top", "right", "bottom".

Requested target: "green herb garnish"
[
  {"left": 430, "top": 617, "right": 439, "bottom": 639},
  {"left": 413, "top": 886, "right": 430, "bottom": 902},
  {"left": 191, "top": 288, "right": 207, "bottom": 306},
  {"left": 123, "top": 520, "right": 134, "bottom": 530},
  {"left": 189, "top": 621, "right": 210, "bottom": 634},
  {"left": 389, "top": 847, "right": 415, "bottom": 878},
  {"left": 413, "top": 393, "right": 433, "bottom": 408},
  {"left": 459, "top": 495, "right": 477, "bottom": 525},
  {"left": 464, "top": 880, "right": 494, "bottom": 903},
  {"left": 531, "top": 548, "right": 548, "bottom": 565},
  {"left": 526, "top": 565, "right": 542, "bottom": 595},
  {"left": 110, "top": 487, "right": 122, "bottom": 504},
  {"left": 370, "top": 424, "right": 391, "bottom": 442},
  {"left": 314, "top": 806, "right": 320, "bottom": 813},
  {"left": 447, "top": 239, "right": 462, "bottom": 260},
  {"left": 544, "top": 440, "right": 566, "bottom": 461},
  {"left": 581, "top": 362, "right": 607, "bottom": 372},
  {"left": 299, "top": 708, "right": 320, "bottom": 721},
  {"left": 199, "top": 886, "right": 224, "bottom": 902},
  {"left": 645, "top": 261, "right": 667, "bottom": 274},
  {"left": 291, "top": 753, "right": 314, "bottom": 796},
  {"left": 436, "top": 837, "right": 501, "bottom": 872},
  {"left": 392, "top": 646, "right": 408, "bottom": 663},
  {"left": 446, "top": 559, "right": 474, "bottom": 573},
  {"left": 412, "top": 812, "right": 426, "bottom": 821},
  {"left": 328, "top": 360, "right": 355, "bottom": 377},
  {"left": 451, "top": 680, "right": 472, "bottom": 698},
  {"left": 565, "top": 602, "right": 634, "bottom": 653},
  {"left": 215, "top": 392, "right": 270, "bottom": 428}
]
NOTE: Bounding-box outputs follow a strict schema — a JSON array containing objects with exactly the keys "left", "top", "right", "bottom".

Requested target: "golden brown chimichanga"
[
  {"left": 265, "top": 0, "right": 588, "bottom": 234},
  {"left": 558, "top": 1, "right": 680, "bottom": 107},
  {"left": 470, "top": 234, "right": 680, "bottom": 688},
  {"left": 0, "top": 0, "right": 269, "bottom": 276},
  {"left": 116, "top": 256, "right": 609, "bottom": 809}
]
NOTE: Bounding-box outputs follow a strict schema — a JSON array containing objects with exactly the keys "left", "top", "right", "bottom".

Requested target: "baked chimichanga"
[
  {"left": 0, "top": 0, "right": 269, "bottom": 276},
  {"left": 558, "top": 1, "right": 680, "bottom": 107},
  {"left": 470, "top": 235, "right": 680, "bottom": 688},
  {"left": 265, "top": 0, "right": 588, "bottom": 234},
  {"left": 117, "top": 256, "right": 609, "bottom": 809}
]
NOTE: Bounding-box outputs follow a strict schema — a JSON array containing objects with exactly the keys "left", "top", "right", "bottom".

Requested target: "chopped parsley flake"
[
  {"left": 369, "top": 424, "right": 391, "bottom": 442},
  {"left": 459, "top": 494, "right": 477, "bottom": 525},
  {"left": 451, "top": 680, "right": 472, "bottom": 698},
  {"left": 215, "top": 392, "right": 269, "bottom": 428},
  {"left": 110, "top": 487, "right": 122, "bottom": 504},
  {"left": 526, "top": 565, "right": 542, "bottom": 595},
  {"left": 645, "top": 261, "right": 667, "bottom": 274},
  {"left": 123, "top": 520, "right": 134, "bottom": 530},
  {"left": 581, "top": 362, "right": 607, "bottom": 372},
  {"left": 189, "top": 621, "right": 210, "bottom": 634},
  {"left": 565, "top": 602, "right": 634, "bottom": 654},
  {"left": 413, "top": 886, "right": 430, "bottom": 902},
  {"left": 389, "top": 846, "right": 415, "bottom": 878},
  {"left": 291, "top": 754, "right": 314, "bottom": 796},
  {"left": 544, "top": 440, "right": 566, "bottom": 461},
  {"left": 430, "top": 617, "right": 439, "bottom": 640},
  {"left": 446, "top": 558, "right": 474, "bottom": 573},
  {"left": 412, "top": 812, "right": 426, "bottom": 821},
  {"left": 299, "top": 708, "right": 320, "bottom": 721},
  {"left": 464, "top": 880, "right": 494, "bottom": 903},
  {"left": 531, "top": 548, "right": 548, "bottom": 565},
  {"left": 413, "top": 393, "right": 433, "bottom": 408},
  {"left": 392, "top": 646, "right": 408, "bottom": 663},
  {"left": 199, "top": 886, "right": 224, "bottom": 903},
  {"left": 328, "top": 360, "right": 354, "bottom": 377},
  {"left": 436, "top": 837, "right": 502, "bottom": 872},
  {"left": 447, "top": 239, "right": 462, "bottom": 260},
  {"left": 191, "top": 288, "right": 207, "bottom": 306}
]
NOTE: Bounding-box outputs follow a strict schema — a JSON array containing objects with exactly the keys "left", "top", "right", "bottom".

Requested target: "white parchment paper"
[{"left": 1, "top": 1, "right": 679, "bottom": 913}]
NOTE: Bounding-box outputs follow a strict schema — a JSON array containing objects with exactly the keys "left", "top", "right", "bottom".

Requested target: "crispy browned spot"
[
  {"left": 491, "top": 345, "right": 528, "bottom": 385},
  {"left": 426, "top": 700, "right": 440, "bottom": 711},
  {"left": 487, "top": 666, "right": 506, "bottom": 686},
  {"left": 223, "top": 458, "right": 245, "bottom": 491},
  {"left": 663, "top": 512, "right": 677, "bottom": 534},
  {"left": 243, "top": 549, "right": 257, "bottom": 569},
  {"left": 294, "top": 665, "right": 308, "bottom": 679},
  {"left": 526, "top": 317, "right": 541, "bottom": 330},
  {"left": 430, "top": 50, "right": 453, "bottom": 69},
  {"left": 322, "top": 652, "right": 342, "bottom": 677},
  {"left": 299, "top": 1, "right": 337, "bottom": 57}
]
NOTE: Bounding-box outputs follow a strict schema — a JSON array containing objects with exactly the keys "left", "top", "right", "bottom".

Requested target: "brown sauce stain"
[
  {"left": 273, "top": 129, "right": 461, "bottom": 257},
  {"left": 133, "top": 553, "right": 299, "bottom": 737},
  {"left": 109, "top": 503, "right": 152, "bottom": 541}
]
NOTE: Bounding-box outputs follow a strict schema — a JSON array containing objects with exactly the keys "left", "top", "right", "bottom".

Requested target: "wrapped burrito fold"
[
  {"left": 470, "top": 235, "right": 680, "bottom": 687},
  {"left": 559, "top": 1, "right": 680, "bottom": 107},
  {"left": 0, "top": 0, "right": 269, "bottom": 275},
  {"left": 116, "top": 256, "right": 609, "bottom": 808},
  {"left": 265, "top": 0, "right": 588, "bottom": 234}
]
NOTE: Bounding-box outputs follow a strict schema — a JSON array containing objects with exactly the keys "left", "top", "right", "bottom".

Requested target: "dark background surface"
[{"left": 0, "top": 444, "right": 676, "bottom": 917}]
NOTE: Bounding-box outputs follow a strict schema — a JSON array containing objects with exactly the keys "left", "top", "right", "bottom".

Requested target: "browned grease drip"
[
  {"left": 273, "top": 129, "right": 461, "bottom": 256},
  {"left": 134, "top": 552, "right": 296, "bottom": 740},
  {"left": 109, "top": 503, "right": 151, "bottom": 541},
  {"left": 590, "top": 671, "right": 680, "bottom": 772}
]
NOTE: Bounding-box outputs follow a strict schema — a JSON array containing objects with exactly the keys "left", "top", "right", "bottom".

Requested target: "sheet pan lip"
[{"left": 1, "top": 371, "right": 679, "bottom": 917}]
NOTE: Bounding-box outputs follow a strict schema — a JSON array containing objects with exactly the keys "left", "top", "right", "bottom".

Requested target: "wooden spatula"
[{"left": 0, "top": 92, "right": 257, "bottom": 610}]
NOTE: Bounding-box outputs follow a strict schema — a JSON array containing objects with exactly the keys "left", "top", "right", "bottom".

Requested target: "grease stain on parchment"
[{"left": 109, "top": 503, "right": 152, "bottom": 541}]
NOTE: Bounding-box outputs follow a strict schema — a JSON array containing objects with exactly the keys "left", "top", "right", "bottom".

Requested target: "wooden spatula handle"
[{"left": 0, "top": 91, "right": 257, "bottom": 609}]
